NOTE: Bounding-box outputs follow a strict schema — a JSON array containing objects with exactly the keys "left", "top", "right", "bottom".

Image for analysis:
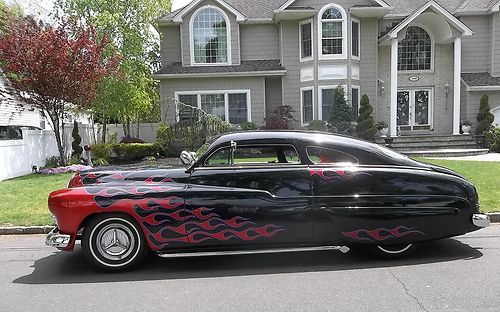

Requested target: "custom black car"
[{"left": 46, "top": 131, "right": 490, "bottom": 270}]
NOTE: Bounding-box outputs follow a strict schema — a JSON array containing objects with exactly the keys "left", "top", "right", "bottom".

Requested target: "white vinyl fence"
[{"left": 0, "top": 123, "right": 95, "bottom": 181}]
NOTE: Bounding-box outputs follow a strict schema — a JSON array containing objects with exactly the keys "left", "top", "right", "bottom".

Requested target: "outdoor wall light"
[
  {"left": 378, "top": 79, "right": 386, "bottom": 96},
  {"left": 444, "top": 83, "right": 450, "bottom": 98}
]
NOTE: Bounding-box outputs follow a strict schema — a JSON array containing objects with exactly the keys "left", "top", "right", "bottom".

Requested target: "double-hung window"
[
  {"left": 176, "top": 91, "right": 250, "bottom": 125},
  {"left": 301, "top": 88, "right": 314, "bottom": 125},
  {"left": 300, "top": 20, "right": 313, "bottom": 61},
  {"left": 319, "top": 5, "right": 346, "bottom": 58},
  {"left": 191, "top": 7, "right": 230, "bottom": 64},
  {"left": 351, "top": 19, "right": 360, "bottom": 58}
]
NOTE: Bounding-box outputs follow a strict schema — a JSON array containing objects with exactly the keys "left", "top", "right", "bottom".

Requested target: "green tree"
[
  {"left": 71, "top": 120, "right": 83, "bottom": 157},
  {"left": 0, "top": 0, "right": 22, "bottom": 34},
  {"left": 356, "top": 94, "right": 377, "bottom": 139},
  {"left": 55, "top": 0, "right": 171, "bottom": 138},
  {"left": 475, "top": 95, "right": 495, "bottom": 135},
  {"left": 329, "top": 86, "right": 352, "bottom": 133}
]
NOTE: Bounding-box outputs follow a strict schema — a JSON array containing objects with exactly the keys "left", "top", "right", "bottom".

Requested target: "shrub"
[
  {"left": 475, "top": 95, "right": 495, "bottom": 135},
  {"left": 485, "top": 127, "right": 500, "bottom": 152},
  {"left": 92, "top": 158, "right": 109, "bottom": 167},
  {"left": 307, "top": 120, "right": 328, "bottom": 131},
  {"left": 112, "top": 143, "right": 159, "bottom": 161},
  {"left": 91, "top": 143, "right": 113, "bottom": 161},
  {"left": 156, "top": 123, "right": 171, "bottom": 155},
  {"left": 355, "top": 94, "right": 377, "bottom": 139},
  {"left": 329, "top": 86, "right": 352, "bottom": 134},
  {"left": 263, "top": 105, "right": 296, "bottom": 129},
  {"left": 44, "top": 156, "right": 60, "bottom": 169},
  {"left": 71, "top": 121, "right": 83, "bottom": 158},
  {"left": 240, "top": 121, "right": 258, "bottom": 131},
  {"left": 120, "top": 136, "right": 145, "bottom": 144}
]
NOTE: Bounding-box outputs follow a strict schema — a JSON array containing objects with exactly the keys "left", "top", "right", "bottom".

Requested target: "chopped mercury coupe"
[{"left": 46, "top": 131, "right": 490, "bottom": 270}]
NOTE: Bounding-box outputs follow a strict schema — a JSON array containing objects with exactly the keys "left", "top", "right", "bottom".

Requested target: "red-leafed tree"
[{"left": 0, "top": 17, "right": 119, "bottom": 165}]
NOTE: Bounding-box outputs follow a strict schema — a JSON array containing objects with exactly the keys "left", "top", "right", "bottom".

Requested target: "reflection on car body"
[{"left": 46, "top": 131, "right": 489, "bottom": 270}]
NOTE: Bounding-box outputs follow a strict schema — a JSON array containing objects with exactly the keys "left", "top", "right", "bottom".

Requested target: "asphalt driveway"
[{"left": 1, "top": 225, "right": 499, "bottom": 311}]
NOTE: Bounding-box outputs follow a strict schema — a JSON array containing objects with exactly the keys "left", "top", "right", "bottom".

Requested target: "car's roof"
[{"left": 212, "top": 130, "right": 375, "bottom": 147}]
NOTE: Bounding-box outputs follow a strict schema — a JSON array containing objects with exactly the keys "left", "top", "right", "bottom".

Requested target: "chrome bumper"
[
  {"left": 45, "top": 228, "right": 71, "bottom": 248},
  {"left": 472, "top": 214, "right": 490, "bottom": 228}
]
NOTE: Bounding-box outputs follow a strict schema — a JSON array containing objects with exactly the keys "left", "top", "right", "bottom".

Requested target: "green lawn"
[
  {"left": 414, "top": 158, "right": 499, "bottom": 213},
  {"left": 0, "top": 159, "right": 498, "bottom": 226},
  {"left": 0, "top": 173, "right": 73, "bottom": 226}
]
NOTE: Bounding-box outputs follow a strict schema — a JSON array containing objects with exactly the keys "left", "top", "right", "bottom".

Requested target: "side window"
[
  {"left": 205, "top": 145, "right": 301, "bottom": 167},
  {"left": 306, "top": 146, "right": 358, "bottom": 165}
]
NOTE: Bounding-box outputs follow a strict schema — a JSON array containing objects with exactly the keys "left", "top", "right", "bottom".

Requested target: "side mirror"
[{"left": 180, "top": 151, "right": 198, "bottom": 168}]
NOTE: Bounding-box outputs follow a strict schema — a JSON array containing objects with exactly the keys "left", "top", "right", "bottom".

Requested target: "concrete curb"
[
  {"left": 1, "top": 213, "right": 500, "bottom": 235},
  {"left": 0, "top": 226, "right": 55, "bottom": 235}
]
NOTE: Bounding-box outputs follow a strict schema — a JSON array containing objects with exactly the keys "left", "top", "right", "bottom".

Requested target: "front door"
[
  {"left": 397, "top": 89, "right": 433, "bottom": 131},
  {"left": 185, "top": 144, "right": 314, "bottom": 249}
]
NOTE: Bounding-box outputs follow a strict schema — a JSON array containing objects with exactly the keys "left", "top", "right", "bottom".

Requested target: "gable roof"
[
  {"left": 158, "top": 0, "right": 498, "bottom": 24},
  {"left": 385, "top": 0, "right": 497, "bottom": 15},
  {"left": 381, "top": 0, "right": 473, "bottom": 41}
]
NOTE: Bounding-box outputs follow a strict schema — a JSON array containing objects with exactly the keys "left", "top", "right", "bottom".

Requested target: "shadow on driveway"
[{"left": 14, "top": 238, "right": 483, "bottom": 285}]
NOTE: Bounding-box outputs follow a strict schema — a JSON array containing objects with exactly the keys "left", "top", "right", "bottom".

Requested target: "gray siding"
[
  {"left": 159, "top": 77, "right": 265, "bottom": 125},
  {"left": 493, "top": 12, "right": 500, "bottom": 76},
  {"left": 160, "top": 26, "right": 182, "bottom": 66},
  {"left": 359, "top": 17, "right": 379, "bottom": 117},
  {"left": 265, "top": 77, "right": 283, "bottom": 115},
  {"left": 240, "top": 24, "right": 280, "bottom": 61},
  {"left": 281, "top": 20, "right": 302, "bottom": 125},
  {"left": 378, "top": 43, "right": 454, "bottom": 134},
  {"left": 461, "top": 15, "right": 492, "bottom": 73},
  {"left": 180, "top": 0, "right": 240, "bottom": 66}
]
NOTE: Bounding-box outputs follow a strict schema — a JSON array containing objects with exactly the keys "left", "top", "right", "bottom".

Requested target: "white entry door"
[{"left": 397, "top": 88, "right": 433, "bottom": 131}]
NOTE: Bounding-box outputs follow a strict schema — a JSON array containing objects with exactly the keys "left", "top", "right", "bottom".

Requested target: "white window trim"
[
  {"left": 300, "top": 87, "right": 315, "bottom": 126},
  {"left": 318, "top": 4, "right": 347, "bottom": 60},
  {"left": 189, "top": 5, "right": 232, "bottom": 66},
  {"left": 351, "top": 18, "right": 360, "bottom": 60},
  {"left": 318, "top": 85, "right": 347, "bottom": 121},
  {"left": 351, "top": 85, "right": 360, "bottom": 118},
  {"left": 175, "top": 90, "right": 251, "bottom": 124},
  {"left": 299, "top": 19, "right": 314, "bottom": 62},
  {"left": 398, "top": 23, "right": 435, "bottom": 73}
]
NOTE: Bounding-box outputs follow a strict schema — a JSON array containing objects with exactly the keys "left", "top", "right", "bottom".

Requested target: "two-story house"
[{"left": 154, "top": 0, "right": 500, "bottom": 137}]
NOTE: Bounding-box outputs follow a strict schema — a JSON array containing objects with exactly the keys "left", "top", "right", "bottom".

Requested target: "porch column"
[
  {"left": 453, "top": 37, "right": 462, "bottom": 135},
  {"left": 390, "top": 38, "right": 398, "bottom": 137}
]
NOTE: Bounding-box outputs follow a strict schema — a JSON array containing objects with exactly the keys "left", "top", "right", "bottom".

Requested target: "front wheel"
[
  {"left": 82, "top": 214, "right": 148, "bottom": 270},
  {"left": 370, "top": 243, "right": 419, "bottom": 259}
]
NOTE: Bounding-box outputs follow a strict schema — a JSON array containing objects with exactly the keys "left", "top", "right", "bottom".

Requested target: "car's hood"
[{"left": 68, "top": 167, "right": 190, "bottom": 188}]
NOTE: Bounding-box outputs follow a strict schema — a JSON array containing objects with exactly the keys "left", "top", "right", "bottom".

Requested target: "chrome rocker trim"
[
  {"left": 45, "top": 228, "right": 71, "bottom": 248},
  {"left": 472, "top": 214, "right": 490, "bottom": 228},
  {"left": 158, "top": 245, "right": 350, "bottom": 258}
]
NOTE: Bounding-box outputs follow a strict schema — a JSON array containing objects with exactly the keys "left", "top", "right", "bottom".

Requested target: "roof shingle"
[
  {"left": 462, "top": 72, "right": 500, "bottom": 87},
  {"left": 154, "top": 60, "right": 285, "bottom": 76}
]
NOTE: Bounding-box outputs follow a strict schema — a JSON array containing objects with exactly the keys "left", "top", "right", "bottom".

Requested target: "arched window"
[
  {"left": 191, "top": 7, "right": 229, "bottom": 64},
  {"left": 398, "top": 26, "right": 432, "bottom": 71},
  {"left": 319, "top": 5, "right": 346, "bottom": 58}
]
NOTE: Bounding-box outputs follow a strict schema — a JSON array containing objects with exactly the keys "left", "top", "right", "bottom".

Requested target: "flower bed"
[{"left": 38, "top": 165, "right": 92, "bottom": 175}]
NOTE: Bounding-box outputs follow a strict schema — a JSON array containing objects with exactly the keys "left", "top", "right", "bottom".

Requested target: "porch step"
[
  {"left": 375, "top": 134, "right": 488, "bottom": 157},
  {"left": 401, "top": 148, "right": 490, "bottom": 158}
]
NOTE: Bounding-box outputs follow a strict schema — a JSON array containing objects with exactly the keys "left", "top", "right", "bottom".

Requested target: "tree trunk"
[
  {"left": 53, "top": 126, "right": 66, "bottom": 166},
  {"left": 126, "top": 118, "right": 131, "bottom": 137},
  {"left": 101, "top": 121, "right": 107, "bottom": 143}
]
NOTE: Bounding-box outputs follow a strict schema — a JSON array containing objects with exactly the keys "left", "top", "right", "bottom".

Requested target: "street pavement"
[{"left": 1, "top": 225, "right": 499, "bottom": 312}]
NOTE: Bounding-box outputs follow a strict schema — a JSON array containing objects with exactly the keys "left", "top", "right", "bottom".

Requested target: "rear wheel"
[
  {"left": 371, "top": 243, "right": 419, "bottom": 259},
  {"left": 82, "top": 214, "right": 148, "bottom": 270}
]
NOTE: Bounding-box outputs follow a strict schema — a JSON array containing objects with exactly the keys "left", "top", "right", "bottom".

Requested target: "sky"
[{"left": 7, "top": 0, "right": 192, "bottom": 21}]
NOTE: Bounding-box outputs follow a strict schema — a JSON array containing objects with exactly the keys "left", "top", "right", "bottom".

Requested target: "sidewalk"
[{"left": 429, "top": 153, "right": 500, "bottom": 162}]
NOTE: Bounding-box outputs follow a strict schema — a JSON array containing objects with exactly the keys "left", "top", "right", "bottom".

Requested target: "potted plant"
[
  {"left": 376, "top": 121, "right": 389, "bottom": 137},
  {"left": 461, "top": 121, "right": 472, "bottom": 135}
]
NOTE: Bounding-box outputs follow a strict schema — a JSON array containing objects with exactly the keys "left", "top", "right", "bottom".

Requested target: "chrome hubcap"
[{"left": 96, "top": 224, "right": 135, "bottom": 261}]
